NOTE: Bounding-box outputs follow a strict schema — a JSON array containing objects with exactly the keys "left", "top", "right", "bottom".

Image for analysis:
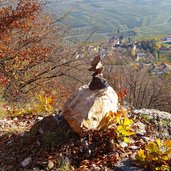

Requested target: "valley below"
[{"left": 49, "top": 0, "right": 171, "bottom": 41}]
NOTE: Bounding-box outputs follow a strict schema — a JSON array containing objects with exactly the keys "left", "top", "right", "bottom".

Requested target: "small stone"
[
  {"left": 130, "top": 146, "right": 139, "bottom": 150},
  {"left": 48, "top": 160, "right": 54, "bottom": 169},
  {"left": 133, "top": 122, "right": 146, "bottom": 136},
  {"left": 143, "top": 137, "right": 151, "bottom": 142},
  {"left": 38, "top": 127, "right": 44, "bottom": 135},
  {"left": 115, "top": 158, "right": 145, "bottom": 171},
  {"left": 14, "top": 117, "right": 18, "bottom": 121},
  {"left": 129, "top": 138, "right": 135, "bottom": 144},
  {"left": 38, "top": 117, "right": 43, "bottom": 121},
  {"left": 21, "top": 157, "right": 32, "bottom": 167},
  {"left": 89, "top": 76, "right": 108, "bottom": 90},
  {"left": 91, "top": 164, "right": 101, "bottom": 171},
  {"left": 7, "top": 140, "right": 14, "bottom": 145},
  {"left": 120, "top": 142, "right": 128, "bottom": 148},
  {"left": 36, "top": 140, "right": 40, "bottom": 146}
]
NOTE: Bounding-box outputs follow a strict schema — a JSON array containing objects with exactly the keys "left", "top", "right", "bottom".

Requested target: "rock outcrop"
[
  {"left": 133, "top": 108, "right": 171, "bottom": 139},
  {"left": 133, "top": 108, "right": 171, "bottom": 121},
  {"left": 62, "top": 85, "right": 118, "bottom": 134}
]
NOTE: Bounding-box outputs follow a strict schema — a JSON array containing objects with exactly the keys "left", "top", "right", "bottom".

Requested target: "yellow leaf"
[
  {"left": 164, "top": 149, "right": 171, "bottom": 155},
  {"left": 46, "top": 97, "right": 52, "bottom": 104},
  {"left": 164, "top": 140, "right": 171, "bottom": 149},
  {"left": 117, "top": 125, "right": 124, "bottom": 132},
  {"left": 124, "top": 131, "right": 135, "bottom": 136},
  {"left": 161, "top": 154, "right": 169, "bottom": 161},
  {"left": 146, "top": 142, "right": 159, "bottom": 154},
  {"left": 123, "top": 117, "right": 134, "bottom": 126},
  {"left": 136, "top": 149, "right": 146, "bottom": 161},
  {"left": 124, "top": 137, "right": 130, "bottom": 143},
  {"left": 156, "top": 139, "right": 161, "bottom": 147}
]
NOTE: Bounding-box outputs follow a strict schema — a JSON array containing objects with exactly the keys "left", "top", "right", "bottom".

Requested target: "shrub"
[{"left": 135, "top": 139, "right": 171, "bottom": 171}]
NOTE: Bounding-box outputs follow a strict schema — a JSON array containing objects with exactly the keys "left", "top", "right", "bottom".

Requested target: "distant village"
[{"left": 76, "top": 29, "right": 171, "bottom": 75}]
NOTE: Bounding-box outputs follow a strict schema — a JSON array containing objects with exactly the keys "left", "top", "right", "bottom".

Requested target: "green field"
[{"left": 49, "top": 0, "right": 171, "bottom": 41}]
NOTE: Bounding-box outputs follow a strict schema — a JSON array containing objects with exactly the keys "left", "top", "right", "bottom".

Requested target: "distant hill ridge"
[{"left": 49, "top": 0, "right": 171, "bottom": 41}]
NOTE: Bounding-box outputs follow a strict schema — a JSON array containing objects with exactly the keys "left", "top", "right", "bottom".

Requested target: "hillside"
[
  {"left": 50, "top": 0, "right": 171, "bottom": 41},
  {"left": 0, "top": 1, "right": 171, "bottom": 170},
  {"left": 0, "top": 108, "right": 171, "bottom": 170}
]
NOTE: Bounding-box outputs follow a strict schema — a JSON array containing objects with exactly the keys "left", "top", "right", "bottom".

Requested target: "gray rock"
[
  {"left": 115, "top": 158, "right": 145, "bottom": 171},
  {"left": 133, "top": 109, "right": 171, "bottom": 121},
  {"left": 21, "top": 157, "right": 32, "bottom": 167},
  {"left": 120, "top": 142, "right": 128, "bottom": 148},
  {"left": 133, "top": 121, "right": 146, "bottom": 136}
]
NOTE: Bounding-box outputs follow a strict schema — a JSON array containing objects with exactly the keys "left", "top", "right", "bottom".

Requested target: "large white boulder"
[{"left": 62, "top": 85, "right": 118, "bottom": 134}]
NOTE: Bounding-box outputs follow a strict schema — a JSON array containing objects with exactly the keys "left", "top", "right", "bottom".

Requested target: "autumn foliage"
[
  {"left": 135, "top": 139, "right": 171, "bottom": 170},
  {"left": 0, "top": 0, "right": 71, "bottom": 102}
]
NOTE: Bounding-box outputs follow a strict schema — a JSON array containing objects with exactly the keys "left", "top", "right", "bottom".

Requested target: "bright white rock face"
[{"left": 62, "top": 85, "right": 118, "bottom": 134}]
